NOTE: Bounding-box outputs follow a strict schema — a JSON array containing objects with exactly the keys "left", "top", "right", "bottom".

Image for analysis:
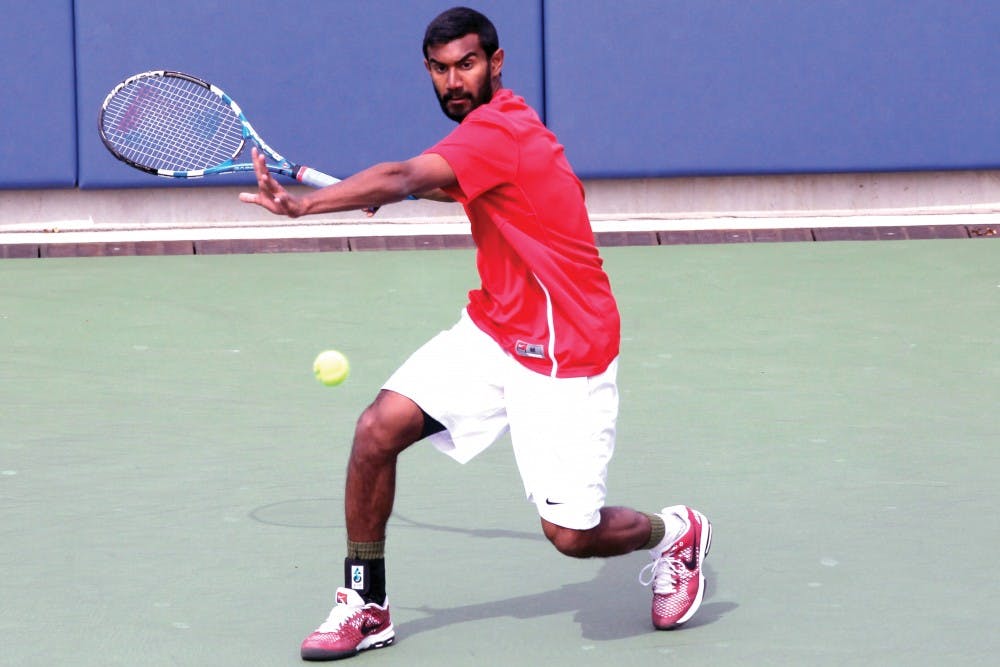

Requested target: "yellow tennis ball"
[{"left": 313, "top": 350, "right": 350, "bottom": 386}]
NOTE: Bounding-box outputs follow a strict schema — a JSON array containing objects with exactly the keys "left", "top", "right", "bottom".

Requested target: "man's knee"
[
  {"left": 353, "top": 406, "right": 388, "bottom": 447},
  {"left": 542, "top": 521, "right": 596, "bottom": 559},
  {"left": 351, "top": 391, "right": 425, "bottom": 458}
]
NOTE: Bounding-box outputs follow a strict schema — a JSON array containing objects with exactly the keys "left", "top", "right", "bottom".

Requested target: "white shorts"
[{"left": 383, "top": 310, "right": 619, "bottom": 530}]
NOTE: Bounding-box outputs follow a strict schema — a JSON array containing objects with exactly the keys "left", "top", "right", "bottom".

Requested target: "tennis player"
[{"left": 241, "top": 7, "right": 711, "bottom": 661}]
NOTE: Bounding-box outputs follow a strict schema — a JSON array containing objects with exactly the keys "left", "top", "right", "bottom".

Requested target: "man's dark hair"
[{"left": 422, "top": 6, "right": 499, "bottom": 59}]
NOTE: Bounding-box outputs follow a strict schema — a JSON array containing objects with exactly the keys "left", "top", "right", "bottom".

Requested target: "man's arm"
[
  {"left": 239, "top": 148, "right": 457, "bottom": 218},
  {"left": 411, "top": 187, "right": 454, "bottom": 203}
]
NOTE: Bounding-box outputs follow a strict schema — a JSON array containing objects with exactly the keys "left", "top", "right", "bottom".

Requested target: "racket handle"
[
  {"left": 296, "top": 165, "right": 418, "bottom": 201},
  {"left": 296, "top": 166, "right": 342, "bottom": 188}
]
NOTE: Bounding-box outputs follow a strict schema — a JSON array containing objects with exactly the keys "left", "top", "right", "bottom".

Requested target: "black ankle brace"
[{"left": 344, "top": 557, "right": 386, "bottom": 605}]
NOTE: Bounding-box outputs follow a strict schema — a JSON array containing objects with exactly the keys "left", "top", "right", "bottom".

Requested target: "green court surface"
[{"left": 2, "top": 240, "right": 998, "bottom": 666}]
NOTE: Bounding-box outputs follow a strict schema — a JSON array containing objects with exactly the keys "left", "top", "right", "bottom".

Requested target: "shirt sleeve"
[{"left": 424, "top": 116, "right": 518, "bottom": 203}]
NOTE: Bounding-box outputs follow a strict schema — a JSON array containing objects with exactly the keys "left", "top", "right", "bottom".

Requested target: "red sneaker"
[
  {"left": 639, "top": 505, "right": 712, "bottom": 629},
  {"left": 300, "top": 588, "right": 394, "bottom": 661}
]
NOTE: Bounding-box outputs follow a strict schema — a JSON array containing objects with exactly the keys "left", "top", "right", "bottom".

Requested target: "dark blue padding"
[
  {"left": 76, "top": 0, "right": 543, "bottom": 189},
  {"left": 545, "top": 1, "right": 1000, "bottom": 178},
  {"left": 0, "top": 1, "right": 77, "bottom": 189}
]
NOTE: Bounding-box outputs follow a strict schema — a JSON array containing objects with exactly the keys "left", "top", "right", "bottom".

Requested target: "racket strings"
[{"left": 101, "top": 75, "right": 244, "bottom": 172}]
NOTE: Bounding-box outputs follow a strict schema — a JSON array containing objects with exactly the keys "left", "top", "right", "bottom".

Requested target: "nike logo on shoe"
[
  {"left": 681, "top": 517, "right": 701, "bottom": 571},
  {"left": 681, "top": 543, "right": 699, "bottom": 570},
  {"left": 360, "top": 619, "right": 384, "bottom": 636}
]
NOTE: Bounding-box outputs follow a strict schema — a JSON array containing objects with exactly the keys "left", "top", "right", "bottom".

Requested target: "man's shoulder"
[{"left": 466, "top": 89, "right": 540, "bottom": 132}]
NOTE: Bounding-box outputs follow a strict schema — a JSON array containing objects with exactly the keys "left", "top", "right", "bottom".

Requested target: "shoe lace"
[
  {"left": 638, "top": 548, "right": 681, "bottom": 594},
  {"left": 316, "top": 602, "right": 360, "bottom": 633}
]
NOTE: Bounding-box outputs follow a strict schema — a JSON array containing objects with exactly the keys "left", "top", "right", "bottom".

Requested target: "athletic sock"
[
  {"left": 642, "top": 513, "right": 666, "bottom": 550},
  {"left": 642, "top": 510, "right": 687, "bottom": 552},
  {"left": 347, "top": 539, "right": 385, "bottom": 560}
]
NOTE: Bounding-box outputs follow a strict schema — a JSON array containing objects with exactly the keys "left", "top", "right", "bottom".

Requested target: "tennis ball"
[{"left": 313, "top": 350, "right": 350, "bottom": 386}]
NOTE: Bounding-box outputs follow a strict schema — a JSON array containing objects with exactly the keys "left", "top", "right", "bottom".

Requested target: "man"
[{"left": 240, "top": 7, "right": 711, "bottom": 662}]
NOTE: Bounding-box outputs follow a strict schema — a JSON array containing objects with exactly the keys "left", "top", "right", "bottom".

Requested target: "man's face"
[{"left": 425, "top": 33, "right": 501, "bottom": 122}]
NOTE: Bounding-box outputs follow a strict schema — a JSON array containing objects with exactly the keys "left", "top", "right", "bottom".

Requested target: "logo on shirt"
[{"left": 515, "top": 340, "right": 546, "bottom": 359}]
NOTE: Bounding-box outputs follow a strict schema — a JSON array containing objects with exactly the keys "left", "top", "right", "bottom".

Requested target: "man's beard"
[{"left": 436, "top": 76, "right": 494, "bottom": 122}]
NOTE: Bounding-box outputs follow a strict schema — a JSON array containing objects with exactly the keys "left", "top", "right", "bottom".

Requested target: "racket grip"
[
  {"left": 296, "top": 165, "right": 418, "bottom": 201},
  {"left": 296, "top": 167, "right": 341, "bottom": 189}
]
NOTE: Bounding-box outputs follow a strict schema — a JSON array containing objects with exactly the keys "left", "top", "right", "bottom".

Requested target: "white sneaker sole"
[
  {"left": 356, "top": 625, "right": 395, "bottom": 652},
  {"left": 300, "top": 624, "right": 395, "bottom": 661}
]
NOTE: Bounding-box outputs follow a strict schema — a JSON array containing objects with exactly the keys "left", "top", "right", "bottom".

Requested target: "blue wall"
[
  {"left": 3, "top": 1, "right": 1000, "bottom": 190},
  {"left": 545, "top": 0, "right": 1000, "bottom": 177},
  {"left": 0, "top": 1, "right": 77, "bottom": 188}
]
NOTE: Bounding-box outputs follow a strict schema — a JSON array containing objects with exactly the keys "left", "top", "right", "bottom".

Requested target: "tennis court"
[{"left": 2, "top": 238, "right": 998, "bottom": 666}]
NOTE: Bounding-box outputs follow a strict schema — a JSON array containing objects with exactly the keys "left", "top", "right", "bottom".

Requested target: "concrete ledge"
[
  {"left": 2, "top": 218, "right": 995, "bottom": 260},
  {"left": 4, "top": 169, "right": 1000, "bottom": 230},
  {"left": 3, "top": 170, "right": 1000, "bottom": 258}
]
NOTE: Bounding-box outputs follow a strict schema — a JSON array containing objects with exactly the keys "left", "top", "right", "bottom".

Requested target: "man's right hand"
[{"left": 238, "top": 147, "right": 307, "bottom": 218}]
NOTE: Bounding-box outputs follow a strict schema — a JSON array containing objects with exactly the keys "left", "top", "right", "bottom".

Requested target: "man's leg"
[
  {"left": 506, "top": 356, "right": 713, "bottom": 632},
  {"left": 345, "top": 389, "right": 429, "bottom": 543},
  {"left": 540, "top": 506, "right": 662, "bottom": 558},
  {"left": 301, "top": 389, "right": 433, "bottom": 661},
  {"left": 542, "top": 505, "right": 712, "bottom": 631}
]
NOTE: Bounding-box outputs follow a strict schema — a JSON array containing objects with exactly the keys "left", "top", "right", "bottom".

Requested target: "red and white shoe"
[
  {"left": 639, "top": 505, "right": 712, "bottom": 629},
  {"left": 300, "top": 588, "right": 394, "bottom": 661}
]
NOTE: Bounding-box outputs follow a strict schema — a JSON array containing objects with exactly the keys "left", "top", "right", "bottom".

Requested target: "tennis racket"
[{"left": 98, "top": 70, "right": 340, "bottom": 187}]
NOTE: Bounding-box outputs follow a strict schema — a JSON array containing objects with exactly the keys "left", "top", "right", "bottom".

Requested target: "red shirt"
[{"left": 425, "top": 88, "right": 620, "bottom": 378}]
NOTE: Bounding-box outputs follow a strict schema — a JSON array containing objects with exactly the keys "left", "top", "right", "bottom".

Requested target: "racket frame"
[{"left": 98, "top": 70, "right": 339, "bottom": 188}]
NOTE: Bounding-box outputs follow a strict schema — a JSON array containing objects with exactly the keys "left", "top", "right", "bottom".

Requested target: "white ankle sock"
[{"left": 652, "top": 509, "right": 688, "bottom": 554}]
